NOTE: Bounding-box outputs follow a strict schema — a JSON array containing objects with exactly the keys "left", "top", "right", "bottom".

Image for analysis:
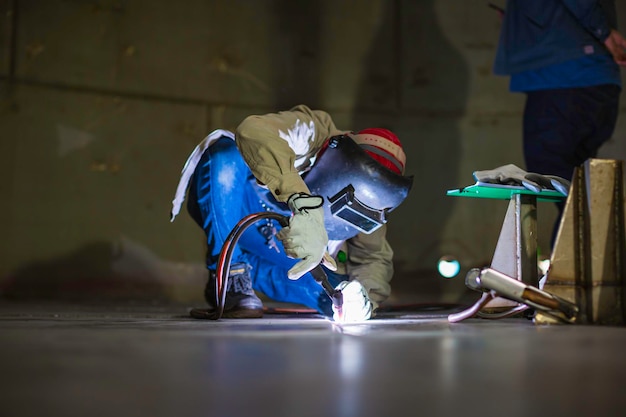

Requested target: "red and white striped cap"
[{"left": 350, "top": 128, "right": 406, "bottom": 175}]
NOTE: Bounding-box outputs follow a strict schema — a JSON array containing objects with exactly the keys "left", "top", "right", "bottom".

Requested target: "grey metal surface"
[
  {"left": 2, "top": 301, "right": 626, "bottom": 417},
  {"left": 542, "top": 159, "right": 626, "bottom": 325}
]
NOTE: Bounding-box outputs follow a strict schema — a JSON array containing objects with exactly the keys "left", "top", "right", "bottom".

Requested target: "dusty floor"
[{"left": 1, "top": 298, "right": 626, "bottom": 417}]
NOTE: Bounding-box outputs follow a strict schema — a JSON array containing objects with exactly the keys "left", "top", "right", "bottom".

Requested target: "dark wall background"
[{"left": 1, "top": 0, "right": 625, "bottom": 305}]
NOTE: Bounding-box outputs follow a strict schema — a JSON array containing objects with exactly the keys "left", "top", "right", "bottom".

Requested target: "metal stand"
[
  {"left": 448, "top": 158, "right": 626, "bottom": 325},
  {"left": 446, "top": 182, "right": 565, "bottom": 322}
]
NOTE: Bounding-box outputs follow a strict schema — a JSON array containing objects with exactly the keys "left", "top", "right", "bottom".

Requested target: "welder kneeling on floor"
[{"left": 170, "top": 105, "right": 413, "bottom": 322}]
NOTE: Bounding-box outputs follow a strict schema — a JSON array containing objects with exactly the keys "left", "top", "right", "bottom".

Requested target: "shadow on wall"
[
  {"left": 270, "top": 0, "right": 322, "bottom": 109},
  {"left": 351, "top": 0, "right": 470, "bottom": 300},
  {"left": 265, "top": 0, "right": 471, "bottom": 301},
  {"left": 1, "top": 237, "right": 206, "bottom": 303}
]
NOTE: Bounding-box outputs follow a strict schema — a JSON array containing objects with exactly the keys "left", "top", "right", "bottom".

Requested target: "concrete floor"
[{"left": 2, "top": 299, "right": 626, "bottom": 417}]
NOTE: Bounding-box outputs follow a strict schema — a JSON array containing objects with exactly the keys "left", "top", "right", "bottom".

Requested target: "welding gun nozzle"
[{"left": 333, "top": 289, "right": 343, "bottom": 309}]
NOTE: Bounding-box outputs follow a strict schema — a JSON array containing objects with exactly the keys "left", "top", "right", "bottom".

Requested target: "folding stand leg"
[
  {"left": 449, "top": 193, "right": 539, "bottom": 322},
  {"left": 482, "top": 193, "right": 538, "bottom": 312}
]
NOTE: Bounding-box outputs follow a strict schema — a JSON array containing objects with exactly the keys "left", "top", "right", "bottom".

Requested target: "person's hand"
[
  {"left": 333, "top": 280, "right": 373, "bottom": 322},
  {"left": 604, "top": 29, "right": 626, "bottom": 67},
  {"left": 473, "top": 164, "right": 571, "bottom": 196},
  {"left": 276, "top": 193, "right": 337, "bottom": 280}
]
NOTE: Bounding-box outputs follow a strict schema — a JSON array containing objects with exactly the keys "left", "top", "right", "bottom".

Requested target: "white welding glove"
[
  {"left": 276, "top": 193, "right": 337, "bottom": 280},
  {"left": 333, "top": 280, "right": 373, "bottom": 323},
  {"left": 473, "top": 164, "right": 571, "bottom": 196}
]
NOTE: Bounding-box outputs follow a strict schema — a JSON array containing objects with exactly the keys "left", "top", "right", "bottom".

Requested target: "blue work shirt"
[
  {"left": 494, "top": 0, "right": 617, "bottom": 76},
  {"left": 510, "top": 53, "right": 622, "bottom": 92}
]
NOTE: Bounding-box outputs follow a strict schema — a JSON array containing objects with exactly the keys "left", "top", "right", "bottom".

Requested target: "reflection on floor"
[{"left": 2, "top": 300, "right": 626, "bottom": 417}]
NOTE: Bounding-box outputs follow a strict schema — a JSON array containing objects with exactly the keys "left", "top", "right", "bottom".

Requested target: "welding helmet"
[{"left": 302, "top": 131, "right": 413, "bottom": 241}]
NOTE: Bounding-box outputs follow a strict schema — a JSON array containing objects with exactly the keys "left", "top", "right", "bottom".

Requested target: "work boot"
[{"left": 190, "top": 263, "right": 263, "bottom": 319}]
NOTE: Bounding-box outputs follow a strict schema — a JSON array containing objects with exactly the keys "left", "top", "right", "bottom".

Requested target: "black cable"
[{"left": 207, "top": 212, "right": 342, "bottom": 320}]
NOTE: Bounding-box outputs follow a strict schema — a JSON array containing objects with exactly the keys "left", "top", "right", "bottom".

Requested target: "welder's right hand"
[
  {"left": 277, "top": 193, "right": 337, "bottom": 280},
  {"left": 333, "top": 280, "right": 372, "bottom": 323}
]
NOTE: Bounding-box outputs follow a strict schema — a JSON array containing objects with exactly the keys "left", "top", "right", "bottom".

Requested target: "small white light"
[
  {"left": 538, "top": 259, "right": 551, "bottom": 275},
  {"left": 438, "top": 256, "right": 460, "bottom": 278}
]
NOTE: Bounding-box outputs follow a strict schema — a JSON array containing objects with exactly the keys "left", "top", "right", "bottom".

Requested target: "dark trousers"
[
  {"left": 523, "top": 84, "right": 621, "bottom": 245},
  {"left": 523, "top": 84, "right": 620, "bottom": 180}
]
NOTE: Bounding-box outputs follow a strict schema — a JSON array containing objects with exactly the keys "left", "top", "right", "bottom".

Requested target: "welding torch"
[
  {"left": 310, "top": 265, "right": 344, "bottom": 320},
  {"left": 449, "top": 267, "right": 578, "bottom": 323}
]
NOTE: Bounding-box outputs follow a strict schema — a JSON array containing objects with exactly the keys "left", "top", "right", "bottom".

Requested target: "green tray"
[{"left": 447, "top": 182, "right": 566, "bottom": 202}]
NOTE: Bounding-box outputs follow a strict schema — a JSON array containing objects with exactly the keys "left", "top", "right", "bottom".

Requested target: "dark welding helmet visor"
[{"left": 302, "top": 134, "right": 413, "bottom": 241}]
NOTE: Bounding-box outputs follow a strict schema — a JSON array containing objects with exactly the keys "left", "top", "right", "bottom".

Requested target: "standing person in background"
[
  {"left": 493, "top": 0, "right": 626, "bottom": 242},
  {"left": 170, "top": 105, "right": 412, "bottom": 322}
]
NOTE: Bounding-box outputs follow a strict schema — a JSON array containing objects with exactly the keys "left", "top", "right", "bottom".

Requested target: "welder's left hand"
[
  {"left": 333, "top": 280, "right": 372, "bottom": 323},
  {"left": 277, "top": 193, "right": 337, "bottom": 280}
]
